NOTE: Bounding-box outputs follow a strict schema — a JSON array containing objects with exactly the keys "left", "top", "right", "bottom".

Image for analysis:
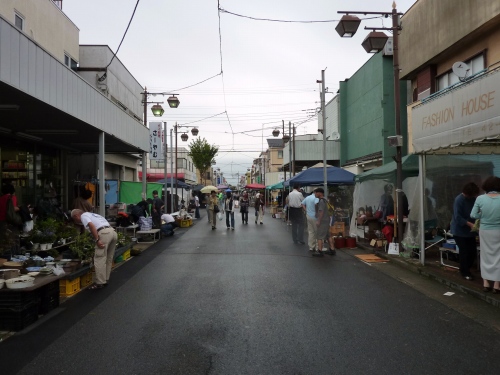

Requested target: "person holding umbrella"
[{"left": 208, "top": 190, "right": 219, "bottom": 230}]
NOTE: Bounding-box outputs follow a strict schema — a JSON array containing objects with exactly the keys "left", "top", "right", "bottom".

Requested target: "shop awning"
[{"left": 138, "top": 172, "right": 185, "bottom": 181}]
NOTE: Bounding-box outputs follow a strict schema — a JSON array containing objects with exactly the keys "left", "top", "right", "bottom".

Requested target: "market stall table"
[{"left": 0, "top": 273, "right": 66, "bottom": 331}]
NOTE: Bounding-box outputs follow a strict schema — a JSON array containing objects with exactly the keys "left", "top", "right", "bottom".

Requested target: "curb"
[{"left": 351, "top": 242, "right": 500, "bottom": 309}]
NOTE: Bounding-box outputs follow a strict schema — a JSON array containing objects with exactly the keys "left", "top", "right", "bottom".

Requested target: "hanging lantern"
[
  {"left": 151, "top": 104, "right": 164, "bottom": 117},
  {"left": 191, "top": 127, "right": 199, "bottom": 136},
  {"left": 282, "top": 134, "right": 290, "bottom": 143},
  {"left": 335, "top": 15, "right": 361, "bottom": 37},
  {"left": 272, "top": 128, "right": 280, "bottom": 137},
  {"left": 361, "top": 31, "right": 389, "bottom": 53},
  {"left": 181, "top": 133, "right": 188, "bottom": 142},
  {"left": 167, "top": 95, "right": 180, "bottom": 108}
]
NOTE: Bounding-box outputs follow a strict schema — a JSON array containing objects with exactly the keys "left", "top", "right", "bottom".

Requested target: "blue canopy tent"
[
  {"left": 156, "top": 179, "right": 190, "bottom": 189},
  {"left": 284, "top": 165, "right": 355, "bottom": 187}
]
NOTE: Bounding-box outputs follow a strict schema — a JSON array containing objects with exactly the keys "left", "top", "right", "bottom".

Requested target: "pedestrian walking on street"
[
  {"left": 193, "top": 191, "right": 200, "bottom": 219},
  {"left": 312, "top": 188, "right": 330, "bottom": 257},
  {"left": 208, "top": 190, "right": 219, "bottom": 230},
  {"left": 451, "top": 182, "right": 479, "bottom": 280},
  {"left": 254, "top": 192, "right": 265, "bottom": 224},
  {"left": 240, "top": 191, "right": 249, "bottom": 224},
  {"left": 470, "top": 176, "right": 500, "bottom": 292},
  {"left": 224, "top": 191, "right": 235, "bottom": 230},
  {"left": 287, "top": 183, "right": 305, "bottom": 244},
  {"left": 71, "top": 209, "right": 117, "bottom": 289},
  {"left": 302, "top": 191, "right": 319, "bottom": 251}
]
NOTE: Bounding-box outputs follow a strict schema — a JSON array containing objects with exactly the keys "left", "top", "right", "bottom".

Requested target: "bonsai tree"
[
  {"left": 68, "top": 233, "right": 95, "bottom": 261},
  {"left": 36, "top": 218, "right": 60, "bottom": 244}
]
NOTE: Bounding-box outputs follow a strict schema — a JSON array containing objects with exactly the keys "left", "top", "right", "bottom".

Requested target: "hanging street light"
[
  {"left": 272, "top": 128, "right": 280, "bottom": 137},
  {"left": 191, "top": 127, "right": 199, "bottom": 136},
  {"left": 151, "top": 103, "right": 164, "bottom": 117},
  {"left": 361, "top": 31, "right": 389, "bottom": 53},
  {"left": 167, "top": 95, "right": 180, "bottom": 108},
  {"left": 335, "top": 15, "right": 362, "bottom": 37},
  {"left": 180, "top": 132, "right": 188, "bottom": 142}
]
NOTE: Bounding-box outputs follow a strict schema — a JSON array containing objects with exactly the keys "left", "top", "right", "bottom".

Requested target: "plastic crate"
[
  {"left": 122, "top": 249, "right": 131, "bottom": 261},
  {"left": 0, "top": 302, "right": 39, "bottom": 331},
  {"left": 0, "top": 290, "right": 39, "bottom": 311},
  {"left": 180, "top": 219, "right": 192, "bottom": 228},
  {"left": 39, "top": 281, "right": 60, "bottom": 314},
  {"left": 59, "top": 277, "right": 81, "bottom": 297},
  {"left": 80, "top": 272, "right": 93, "bottom": 288}
]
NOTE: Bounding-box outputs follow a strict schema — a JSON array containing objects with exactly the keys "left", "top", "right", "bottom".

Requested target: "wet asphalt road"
[{"left": 2, "top": 212, "right": 500, "bottom": 375}]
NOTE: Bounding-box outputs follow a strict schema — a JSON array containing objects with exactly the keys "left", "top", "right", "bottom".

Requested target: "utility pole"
[
  {"left": 289, "top": 121, "right": 293, "bottom": 176},
  {"left": 320, "top": 70, "right": 327, "bottom": 194},
  {"left": 292, "top": 124, "right": 296, "bottom": 176},
  {"left": 282, "top": 120, "right": 287, "bottom": 182}
]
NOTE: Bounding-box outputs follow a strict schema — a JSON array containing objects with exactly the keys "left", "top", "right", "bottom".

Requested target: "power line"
[
  {"left": 98, "top": 0, "right": 141, "bottom": 82},
  {"left": 219, "top": 7, "right": 382, "bottom": 24}
]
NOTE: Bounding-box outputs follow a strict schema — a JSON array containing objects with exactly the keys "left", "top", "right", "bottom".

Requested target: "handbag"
[
  {"left": 6, "top": 196, "right": 22, "bottom": 227},
  {"left": 374, "top": 210, "right": 383, "bottom": 219},
  {"left": 214, "top": 205, "right": 220, "bottom": 213}
]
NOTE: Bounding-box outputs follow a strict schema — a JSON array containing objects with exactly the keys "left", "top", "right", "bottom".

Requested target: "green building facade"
[{"left": 339, "top": 52, "right": 408, "bottom": 167}]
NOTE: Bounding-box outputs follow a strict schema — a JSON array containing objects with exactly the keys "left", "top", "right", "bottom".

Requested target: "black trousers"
[
  {"left": 454, "top": 236, "right": 477, "bottom": 277},
  {"left": 241, "top": 210, "right": 248, "bottom": 223},
  {"left": 289, "top": 207, "right": 304, "bottom": 243}
]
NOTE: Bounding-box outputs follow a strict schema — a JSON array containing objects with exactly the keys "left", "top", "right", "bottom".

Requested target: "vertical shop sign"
[{"left": 149, "top": 122, "right": 163, "bottom": 160}]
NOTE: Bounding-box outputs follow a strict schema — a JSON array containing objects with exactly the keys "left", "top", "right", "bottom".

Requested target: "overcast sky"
[{"left": 64, "top": 0, "right": 417, "bottom": 184}]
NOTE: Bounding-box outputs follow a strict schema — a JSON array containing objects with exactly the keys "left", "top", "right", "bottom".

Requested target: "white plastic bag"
[
  {"left": 217, "top": 212, "right": 223, "bottom": 221},
  {"left": 52, "top": 264, "right": 65, "bottom": 276}
]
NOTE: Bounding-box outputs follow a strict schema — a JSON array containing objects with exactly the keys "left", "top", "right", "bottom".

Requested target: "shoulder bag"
[{"left": 6, "top": 196, "right": 23, "bottom": 227}]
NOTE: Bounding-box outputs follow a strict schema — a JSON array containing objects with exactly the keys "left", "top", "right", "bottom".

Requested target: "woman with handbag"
[
  {"left": 208, "top": 190, "right": 219, "bottom": 230},
  {"left": 240, "top": 191, "right": 249, "bottom": 224}
]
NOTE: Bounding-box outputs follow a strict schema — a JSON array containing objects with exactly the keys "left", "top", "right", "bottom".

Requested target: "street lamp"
[
  {"left": 173, "top": 124, "right": 200, "bottom": 206},
  {"left": 336, "top": 2, "right": 404, "bottom": 246},
  {"left": 142, "top": 88, "right": 180, "bottom": 210}
]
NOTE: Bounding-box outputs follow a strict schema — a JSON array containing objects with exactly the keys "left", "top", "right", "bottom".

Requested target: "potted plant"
[
  {"left": 57, "top": 225, "right": 78, "bottom": 244},
  {"left": 68, "top": 233, "right": 95, "bottom": 261},
  {"left": 35, "top": 218, "right": 60, "bottom": 249},
  {"left": 26, "top": 230, "right": 43, "bottom": 250}
]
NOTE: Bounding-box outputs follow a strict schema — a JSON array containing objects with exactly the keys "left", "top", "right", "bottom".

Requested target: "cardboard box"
[{"left": 370, "top": 239, "right": 387, "bottom": 248}]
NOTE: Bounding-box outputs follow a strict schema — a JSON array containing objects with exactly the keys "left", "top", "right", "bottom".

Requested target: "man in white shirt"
[
  {"left": 287, "top": 183, "right": 305, "bottom": 244},
  {"left": 160, "top": 213, "right": 177, "bottom": 237},
  {"left": 302, "top": 192, "right": 319, "bottom": 251},
  {"left": 71, "top": 209, "right": 117, "bottom": 289}
]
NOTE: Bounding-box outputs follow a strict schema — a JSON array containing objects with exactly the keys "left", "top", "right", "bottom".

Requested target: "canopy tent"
[
  {"left": 191, "top": 184, "right": 205, "bottom": 192},
  {"left": 266, "top": 181, "right": 284, "bottom": 190},
  {"left": 156, "top": 179, "right": 190, "bottom": 189},
  {"left": 245, "top": 183, "right": 266, "bottom": 189},
  {"left": 350, "top": 154, "right": 495, "bottom": 242},
  {"left": 217, "top": 184, "right": 229, "bottom": 190},
  {"left": 118, "top": 181, "right": 164, "bottom": 204},
  {"left": 284, "top": 164, "right": 355, "bottom": 187},
  {"left": 355, "top": 155, "right": 418, "bottom": 183}
]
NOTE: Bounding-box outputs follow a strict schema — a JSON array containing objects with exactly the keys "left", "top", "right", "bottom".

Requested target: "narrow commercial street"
[{"left": 1, "top": 213, "right": 500, "bottom": 375}]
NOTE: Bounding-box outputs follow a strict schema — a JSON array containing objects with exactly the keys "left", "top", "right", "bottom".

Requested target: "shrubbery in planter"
[
  {"left": 116, "top": 232, "right": 131, "bottom": 248},
  {"left": 68, "top": 233, "right": 95, "bottom": 261}
]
